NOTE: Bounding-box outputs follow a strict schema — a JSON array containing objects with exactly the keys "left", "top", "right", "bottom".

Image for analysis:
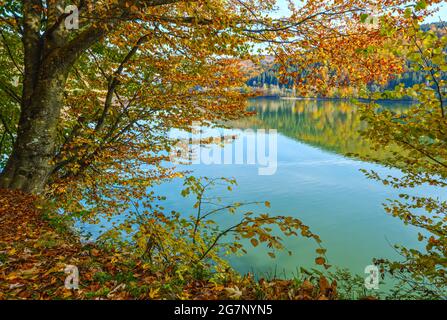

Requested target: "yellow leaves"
[
  {"left": 110, "top": 256, "right": 119, "bottom": 264},
  {"left": 0, "top": 182, "right": 342, "bottom": 301},
  {"left": 176, "top": 291, "right": 191, "bottom": 300},
  {"left": 43, "top": 263, "right": 65, "bottom": 276},
  {"left": 5, "top": 272, "right": 18, "bottom": 281},
  {"left": 212, "top": 284, "right": 225, "bottom": 292},
  {"left": 316, "top": 248, "right": 327, "bottom": 255},
  {"left": 148, "top": 287, "right": 160, "bottom": 299}
]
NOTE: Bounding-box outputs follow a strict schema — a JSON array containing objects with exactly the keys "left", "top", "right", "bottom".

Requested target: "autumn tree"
[
  {"left": 359, "top": 14, "right": 447, "bottom": 299},
  {"left": 0, "top": 0, "right": 434, "bottom": 216}
]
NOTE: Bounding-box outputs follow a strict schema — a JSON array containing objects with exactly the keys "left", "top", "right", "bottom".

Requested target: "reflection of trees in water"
[{"left": 232, "top": 99, "right": 409, "bottom": 160}]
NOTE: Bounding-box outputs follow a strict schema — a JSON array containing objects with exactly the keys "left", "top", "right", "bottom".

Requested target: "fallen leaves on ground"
[{"left": 0, "top": 189, "right": 337, "bottom": 300}]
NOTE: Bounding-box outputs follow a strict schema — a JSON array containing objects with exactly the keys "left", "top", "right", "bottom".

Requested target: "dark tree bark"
[
  {"left": 0, "top": 0, "right": 186, "bottom": 193},
  {"left": 0, "top": 69, "right": 69, "bottom": 193},
  {"left": 0, "top": 0, "right": 111, "bottom": 193}
]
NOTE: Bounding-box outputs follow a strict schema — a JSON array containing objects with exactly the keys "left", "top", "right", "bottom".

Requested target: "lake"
[{"left": 149, "top": 98, "right": 447, "bottom": 279}]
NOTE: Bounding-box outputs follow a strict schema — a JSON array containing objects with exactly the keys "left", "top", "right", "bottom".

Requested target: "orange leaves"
[
  {"left": 250, "top": 238, "right": 259, "bottom": 247},
  {"left": 91, "top": 248, "right": 101, "bottom": 257}
]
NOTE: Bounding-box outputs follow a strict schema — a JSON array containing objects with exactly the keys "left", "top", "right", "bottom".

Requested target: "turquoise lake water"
[
  {"left": 82, "top": 98, "right": 444, "bottom": 283},
  {"left": 150, "top": 98, "right": 445, "bottom": 279}
]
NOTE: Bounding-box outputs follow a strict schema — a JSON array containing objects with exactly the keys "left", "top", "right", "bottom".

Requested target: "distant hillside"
[{"left": 246, "top": 22, "right": 447, "bottom": 98}]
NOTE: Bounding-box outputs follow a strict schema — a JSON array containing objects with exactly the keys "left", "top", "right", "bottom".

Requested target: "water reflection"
[
  {"left": 233, "top": 98, "right": 409, "bottom": 160},
  {"left": 110, "top": 98, "right": 437, "bottom": 282}
]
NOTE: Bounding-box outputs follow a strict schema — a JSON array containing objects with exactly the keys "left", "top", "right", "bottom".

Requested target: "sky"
[
  {"left": 425, "top": 2, "right": 447, "bottom": 22},
  {"left": 273, "top": 0, "right": 447, "bottom": 23}
]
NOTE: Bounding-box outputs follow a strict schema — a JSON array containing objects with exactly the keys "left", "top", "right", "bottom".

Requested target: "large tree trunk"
[
  {"left": 0, "top": 0, "right": 172, "bottom": 194},
  {"left": 0, "top": 1, "right": 71, "bottom": 193},
  {"left": 0, "top": 70, "right": 68, "bottom": 193},
  {"left": 0, "top": 0, "right": 114, "bottom": 194}
]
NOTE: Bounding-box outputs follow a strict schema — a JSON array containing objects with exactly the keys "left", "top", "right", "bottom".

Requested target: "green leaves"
[
  {"left": 415, "top": 0, "right": 428, "bottom": 11},
  {"left": 360, "top": 13, "right": 370, "bottom": 24},
  {"left": 164, "top": 176, "right": 328, "bottom": 271},
  {"left": 358, "top": 21, "right": 447, "bottom": 299}
]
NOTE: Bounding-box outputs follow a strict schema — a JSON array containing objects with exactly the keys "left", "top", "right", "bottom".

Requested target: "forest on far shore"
[{"left": 246, "top": 22, "right": 447, "bottom": 98}]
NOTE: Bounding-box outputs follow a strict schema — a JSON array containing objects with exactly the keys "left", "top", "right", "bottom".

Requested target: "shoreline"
[{"left": 249, "top": 95, "right": 419, "bottom": 103}]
